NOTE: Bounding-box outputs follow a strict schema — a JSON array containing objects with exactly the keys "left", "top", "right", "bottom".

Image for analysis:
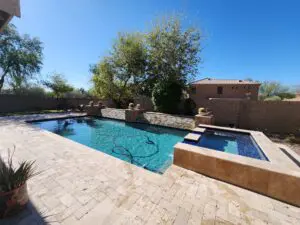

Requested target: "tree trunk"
[{"left": 0, "top": 74, "right": 6, "bottom": 93}]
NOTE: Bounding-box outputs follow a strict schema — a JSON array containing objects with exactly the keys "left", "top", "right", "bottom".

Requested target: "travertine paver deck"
[{"left": 0, "top": 114, "right": 299, "bottom": 225}]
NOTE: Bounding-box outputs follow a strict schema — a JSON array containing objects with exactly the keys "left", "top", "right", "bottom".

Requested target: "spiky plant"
[{"left": 0, "top": 149, "right": 38, "bottom": 193}]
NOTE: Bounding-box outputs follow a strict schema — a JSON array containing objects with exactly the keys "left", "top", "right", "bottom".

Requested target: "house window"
[{"left": 217, "top": 86, "right": 223, "bottom": 95}]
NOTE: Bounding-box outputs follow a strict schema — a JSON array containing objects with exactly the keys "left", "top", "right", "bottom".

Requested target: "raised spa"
[{"left": 183, "top": 128, "right": 268, "bottom": 161}]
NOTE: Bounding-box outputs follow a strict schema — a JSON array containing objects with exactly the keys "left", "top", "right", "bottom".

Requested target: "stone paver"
[
  {"left": 0, "top": 114, "right": 299, "bottom": 225},
  {"left": 193, "top": 127, "right": 206, "bottom": 133},
  {"left": 184, "top": 133, "right": 201, "bottom": 141}
]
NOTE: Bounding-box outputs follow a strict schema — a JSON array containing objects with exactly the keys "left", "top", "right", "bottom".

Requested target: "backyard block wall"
[
  {"left": 239, "top": 101, "right": 300, "bottom": 134},
  {"left": 0, "top": 94, "right": 114, "bottom": 113},
  {"left": 200, "top": 99, "right": 300, "bottom": 134}
]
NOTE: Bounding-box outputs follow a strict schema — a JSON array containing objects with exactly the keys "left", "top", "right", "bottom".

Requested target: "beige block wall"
[
  {"left": 240, "top": 101, "right": 300, "bottom": 133},
  {"left": 0, "top": 95, "right": 114, "bottom": 113},
  {"left": 201, "top": 99, "right": 300, "bottom": 134}
]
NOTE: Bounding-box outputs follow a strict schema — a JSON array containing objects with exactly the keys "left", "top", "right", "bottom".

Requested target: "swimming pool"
[
  {"left": 183, "top": 128, "right": 268, "bottom": 161},
  {"left": 31, "top": 117, "right": 188, "bottom": 173}
]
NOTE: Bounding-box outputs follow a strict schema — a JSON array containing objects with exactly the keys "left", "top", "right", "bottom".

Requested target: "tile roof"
[
  {"left": 191, "top": 78, "right": 261, "bottom": 85},
  {"left": 0, "top": 0, "right": 21, "bottom": 17}
]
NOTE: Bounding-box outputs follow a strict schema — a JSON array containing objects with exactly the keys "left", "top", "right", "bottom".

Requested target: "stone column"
[
  {"left": 195, "top": 114, "right": 215, "bottom": 126},
  {"left": 125, "top": 103, "right": 143, "bottom": 122}
]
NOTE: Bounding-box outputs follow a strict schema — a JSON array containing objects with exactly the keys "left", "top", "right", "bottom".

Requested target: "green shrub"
[
  {"left": 263, "top": 96, "right": 281, "bottom": 101},
  {"left": 152, "top": 81, "right": 182, "bottom": 114},
  {"left": 183, "top": 98, "right": 196, "bottom": 115},
  {"left": 277, "top": 92, "right": 296, "bottom": 100}
]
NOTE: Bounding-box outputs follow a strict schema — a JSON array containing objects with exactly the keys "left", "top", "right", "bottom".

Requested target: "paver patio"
[{"left": 0, "top": 114, "right": 299, "bottom": 224}]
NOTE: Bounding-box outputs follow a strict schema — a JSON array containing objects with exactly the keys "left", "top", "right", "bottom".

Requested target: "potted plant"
[{"left": 0, "top": 150, "right": 38, "bottom": 218}]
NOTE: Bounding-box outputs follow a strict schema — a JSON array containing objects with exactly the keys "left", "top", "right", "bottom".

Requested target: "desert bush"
[
  {"left": 152, "top": 81, "right": 182, "bottom": 114},
  {"left": 263, "top": 96, "right": 281, "bottom": 101},
  {"left": 0, "top": 150, "right": 38, "bottom": 192},
  {"left": 277, "top": 92, "right": 296, "bottom": 100},
  {"left": 183, "top": 98, "right": 196, "bottom": 115}
]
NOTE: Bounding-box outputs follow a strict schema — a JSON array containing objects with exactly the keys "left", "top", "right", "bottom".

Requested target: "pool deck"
[{"left": 0, "top": 113, "right": 300, "bottom": 225}]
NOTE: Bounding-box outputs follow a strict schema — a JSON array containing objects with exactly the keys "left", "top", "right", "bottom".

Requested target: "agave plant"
[{"left": 0, "top": 149, "right": 38, "bottom": 193}]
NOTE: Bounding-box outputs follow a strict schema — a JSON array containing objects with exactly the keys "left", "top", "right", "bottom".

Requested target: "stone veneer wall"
[
  {"left": 136, "top": 112, "right": 195, "bottom": 130},
  {"left": 99, "top": 109, "right": 194, "bottom": 130},
  {"left": 100, "top": 108, "right": 126, "bottom": 120}
]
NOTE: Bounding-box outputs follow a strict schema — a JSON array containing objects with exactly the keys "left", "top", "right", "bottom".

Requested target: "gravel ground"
[{"left": 268, "top": 135, "right": 300, "bottom": 156}]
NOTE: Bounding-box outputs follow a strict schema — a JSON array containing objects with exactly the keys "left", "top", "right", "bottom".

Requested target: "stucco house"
[
  {"left": 189, "top": 78, "right": 261, "bottom": 104},
  {"left": 0, "top": 0, "right": 20, "bottom": 31}
]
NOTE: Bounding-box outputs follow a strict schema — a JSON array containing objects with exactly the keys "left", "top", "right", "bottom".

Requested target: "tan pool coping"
[
  {"left": 174, "top": 142, "right": 300, "bottom": 206},
  {"left": 198, "top": 123, "right": 299, "bottom": 171},
  {"left": 174, "top": 124, "right": 300, "bottom": 206},
  {"left": 0, "top": 114, "right": 299, "bottom": 224}
]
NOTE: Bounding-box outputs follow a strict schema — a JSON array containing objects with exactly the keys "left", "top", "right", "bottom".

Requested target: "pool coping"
[
  {"left": 26, "top": 114, "right": 192, "bottom": 134},
  {"left": 26, "top": 114, "right": 189, "bottom": 174},
  {"left": 173, "top": 124, "right": 300, "bottom": 206},
  {"left": 7, "top": 114, "right": 299, "bottom": 172},
  {"left": 197, "top": 124, "right": 299, "bottom": 170}
]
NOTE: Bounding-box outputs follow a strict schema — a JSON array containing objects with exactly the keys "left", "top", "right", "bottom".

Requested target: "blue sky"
[{"left": 13, "top": 0, "right": 300, "bottom": 89}]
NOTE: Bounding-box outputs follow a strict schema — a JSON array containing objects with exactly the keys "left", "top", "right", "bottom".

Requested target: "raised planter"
[{"left": 0, "top": 183, "right": 29, "bottom": 218}]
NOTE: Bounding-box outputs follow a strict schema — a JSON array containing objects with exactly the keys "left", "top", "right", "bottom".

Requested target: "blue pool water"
[
  {"left": 183, "top": 129, "right": 268, "bottom": 161},
  {"left": 31, "top": 117, "right": 188, "bottom": 173}
]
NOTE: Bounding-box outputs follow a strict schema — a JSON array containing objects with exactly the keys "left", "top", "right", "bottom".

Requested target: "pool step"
[
  {"left": 193, "top": 127, "right": 206, "bottom": 133},
  {"left": 184, "top": 133, "right": 201, "bottom": 142}
]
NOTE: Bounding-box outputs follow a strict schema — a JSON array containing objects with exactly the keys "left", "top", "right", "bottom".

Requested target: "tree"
[
  {"left": 43, "top": 74, "right": 73, "bottom": 98},
  {"left": 1, "top": 85, "right": 46, "bottom": 96},
  {"left": 91, "top": 16, "right": 202, "bottom": 111},
  {"left": 152, "top": 81, "right": 182, "bottom": 113},
  {"left": 0, "top": 24, "right": 43, "bottom": 92},
  {"left": 112, "top": 32, "right": 147, "bottom": 88},
  {"left": 259, "top": 81, "right": 295, "bottom": 100},
  {"left": 146, "top": 16, "right": 201, "bottom": 112},
  {"left": 91, "top": 33, "right": 147, "bottom": 107},
  {"left": 183, "top": 98, "right": 196, "bottom": 115},
  {"left": 145, "top": 17, "right": 201, "bottom": 88},
  {"left": 64, "top": 88, "right": 91, "bottom": 98},
  {"left": 13, "top": 85, "right": 46, "bottom": 96}
]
